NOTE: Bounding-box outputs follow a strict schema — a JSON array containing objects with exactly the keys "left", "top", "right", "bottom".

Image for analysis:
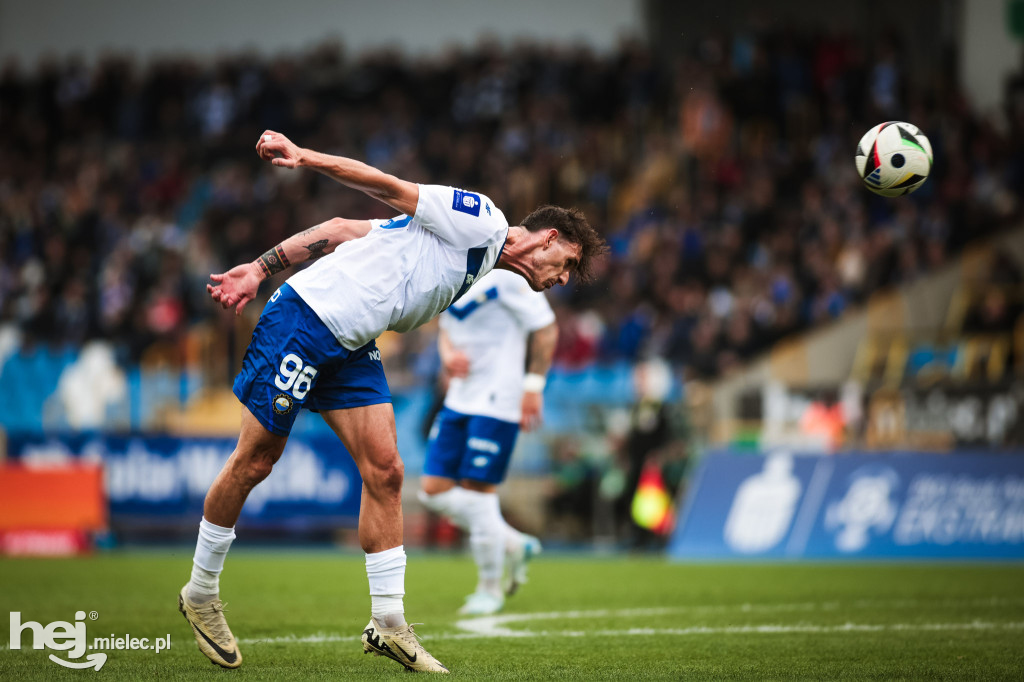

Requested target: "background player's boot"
[
  {"left": 505, "top": 533, "right": 542, "bottom": 597},
  {"left": 458, "top": 590, "right": 504, "bottom": 615},
  {"left": 178, "top": 585, "right": 242, "bottom": 668},
  {"left": 362, "top": 618, "right": 449, "bottom": 673}
]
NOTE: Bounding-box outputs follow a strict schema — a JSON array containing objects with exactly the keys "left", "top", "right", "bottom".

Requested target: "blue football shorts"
[
  {"left": 233, "top": 283, "right": 391, "bottom": 436},
  {"left": 423, "top": 407, "right": 520, "bottom": 484}
]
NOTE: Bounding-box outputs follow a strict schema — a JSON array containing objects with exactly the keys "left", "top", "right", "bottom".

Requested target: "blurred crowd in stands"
[{"left": 2, "top": 29, "right": 1023, "bottom": 385}]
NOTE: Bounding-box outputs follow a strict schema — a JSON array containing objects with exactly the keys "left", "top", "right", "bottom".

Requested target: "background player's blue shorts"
[
  {"left": 233, "top": 283, "right": 391, "bottom": 436},
  {"left": 423, "top": 407, "right": 520, "bottom": 484}
]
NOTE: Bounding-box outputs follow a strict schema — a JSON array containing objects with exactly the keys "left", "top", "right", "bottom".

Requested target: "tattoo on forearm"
[
  {"left": 303, "top": 239, "right": 329, "bottom": 260},
  {"left": 257, "top": 244, "right": 291, "bottom": 277},
  {"left": 296, "top": 224, "right": 321, "bottom": 237}
]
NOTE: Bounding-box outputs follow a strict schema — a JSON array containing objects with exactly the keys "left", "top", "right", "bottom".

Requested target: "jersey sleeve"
[
  {"left": 499, "top": 274, "right": 556, "bottom": 332},
  {"left": 413, "top": 184, "right": 508, "bottom": 249},
  {"left": 369, "top": 215, "right": 412, "bottom": 231}
]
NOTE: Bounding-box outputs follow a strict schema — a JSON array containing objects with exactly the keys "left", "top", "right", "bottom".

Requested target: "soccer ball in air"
[{"left": 854, "top": 121, "right": 933, "bottom": 196}]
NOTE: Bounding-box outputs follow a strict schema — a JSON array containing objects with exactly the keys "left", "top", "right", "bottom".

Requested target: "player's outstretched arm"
[
  {"left": 521, "top": 321, "right": 558, "bottom": 431},
  {"left": 207, "top": 217, "right": 372, "bottom": 315},
  {"left": 256, "top": 131, "right": 419, "bottom": 216}
]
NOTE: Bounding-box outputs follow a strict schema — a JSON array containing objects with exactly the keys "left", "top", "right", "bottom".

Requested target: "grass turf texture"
[{"left": 1, "top": 553, "right": 1022, "bottom": 680}]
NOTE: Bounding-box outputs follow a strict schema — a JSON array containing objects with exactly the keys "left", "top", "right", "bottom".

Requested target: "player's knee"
[
  {"left": 243, "top": 457, "right": 275, "bottom": 486},
  {"left": 230, "top": 449, "right": 278, "bottom": 488},
  {"left": 366, "top": 454, "right": 404, "bottom": 498}
]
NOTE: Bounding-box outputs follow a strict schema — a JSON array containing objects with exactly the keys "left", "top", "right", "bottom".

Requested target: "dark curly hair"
[{"left": 521, "top": 206, "right": 607, "bottom": 283}]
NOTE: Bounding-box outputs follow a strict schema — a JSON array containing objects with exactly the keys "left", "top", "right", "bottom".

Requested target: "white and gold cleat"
[
  {"left": 361, "top": 618, "right": 449, "bottom": 673},
  {"left": 178, "top": 585, "right": 242, "bottom": 668}
]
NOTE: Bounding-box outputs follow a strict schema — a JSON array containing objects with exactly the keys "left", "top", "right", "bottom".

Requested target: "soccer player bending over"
[
  {"left": 177, "top": 130, "right": 606, "bottom": 673},
  {"left": 419, "top": 267, "right": 557, "bottom": 615}
]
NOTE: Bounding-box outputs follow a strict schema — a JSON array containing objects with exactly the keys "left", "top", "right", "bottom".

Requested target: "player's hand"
[
  {"left": 520, "top": 391, "right": 543, "bottom": 432},
  {"left": 207, "top": 263, "right": 262, "bottom": 315},
  {"left": 442, "top": 349, "right": 471, "bottom": 378},
  {"left": 256, "top": 130, "right": 303, "bottom": 169}
]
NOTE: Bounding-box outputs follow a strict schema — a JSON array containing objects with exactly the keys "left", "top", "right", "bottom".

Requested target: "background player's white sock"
[
  {"left": 420, "top": 487, "right": 509, "bottom": 595},
  {"left": 500, "top": 517, "right": 525, "bottom": 553},
  {"left": 418, "top": 487, "right": 473, "bottom": 530},
  {"left": 188, "top": 517, "right": 236, "bottom": 601},
  {"left": 366, "top": 545, "right": 406, "bottom": 628},
  {"left": 464, "top": 490, "right": 504, "bottom": 596}
]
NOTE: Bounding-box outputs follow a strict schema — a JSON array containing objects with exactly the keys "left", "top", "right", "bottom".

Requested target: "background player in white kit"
[
  {"left": 419, "top": 269, "right": 557, "bottom": 615},
  {"left": 177, "top": 130, "right": 606, "bottom": 674}
]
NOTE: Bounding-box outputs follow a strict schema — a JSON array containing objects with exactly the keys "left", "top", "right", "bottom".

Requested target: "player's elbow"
[{"left": 371, "top": 176, "right": 419, "bottom": 216}]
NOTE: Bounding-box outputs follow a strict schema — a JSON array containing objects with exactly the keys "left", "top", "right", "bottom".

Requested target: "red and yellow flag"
[{"left": 631, "top": 462, "right": 675, "bottom": 535}]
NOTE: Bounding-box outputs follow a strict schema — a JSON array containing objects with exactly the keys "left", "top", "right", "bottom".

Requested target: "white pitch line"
[
  {"left": 10, "top": 598, "right": 1022, "bottom": 651},
  {"left": 453, "top": 599, "right": 1024, "bottom": 638},
  {"left": 236, "top": 620, "right": 1024, "bottom": 646},
  {"left": 239, "top": 632, "right": 357, "bottom": 645}
]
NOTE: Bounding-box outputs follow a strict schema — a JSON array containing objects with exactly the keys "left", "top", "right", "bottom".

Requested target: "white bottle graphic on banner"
[{"left": 724, "top": 454, "right": 802, "bottom": 553}]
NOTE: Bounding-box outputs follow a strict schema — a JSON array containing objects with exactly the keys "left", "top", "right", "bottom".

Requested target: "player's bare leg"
[
  {"left": 204, "top": 409, "right": 289, "bottom": 527},
  {"left": 179, "top": 409, "right": 288, "bottom": 668},
  {"left": 322, "top": 404, "right": 404, "bottom": 552},
  {"left": 321, "top": 404, "right": 449, "bottom": 673}
]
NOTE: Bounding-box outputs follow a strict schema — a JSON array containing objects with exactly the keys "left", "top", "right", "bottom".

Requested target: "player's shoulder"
[
  {"left": 449, "top": 187, "right": 507, "bottom": 232},
  {"left": 420, "top": 184, "right": 507, "bottom": 226}
]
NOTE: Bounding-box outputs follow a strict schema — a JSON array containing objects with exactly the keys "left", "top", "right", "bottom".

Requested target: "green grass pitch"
[{"left": 1, "top": 552, "right": 1022, "bottom": 680}]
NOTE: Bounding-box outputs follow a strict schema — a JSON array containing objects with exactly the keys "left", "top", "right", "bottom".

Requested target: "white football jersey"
[
  {"left": 440, "top": 269, "right": 556, "bottom": 422},
  {"left": 288, "top": 184, "right": 508, "bottom": 350}
]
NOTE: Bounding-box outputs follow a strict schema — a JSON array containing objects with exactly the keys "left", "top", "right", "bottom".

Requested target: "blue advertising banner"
[
  {"left": 5, "top": 435, "right": 362, "bottom": 527},
  {"left": 669, "top": 451, "right": 1024, "bottom": 559}
]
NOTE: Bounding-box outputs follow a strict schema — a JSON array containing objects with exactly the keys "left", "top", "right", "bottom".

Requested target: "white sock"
[
  {"left": 418, "top": 487, "right": 473, "bottom": 531},
  {"left": 188, "top": 517, "right": 236, "bottom": 600},
  {"left": 366, "top": 545, "right": 406, "bottom": 628},
  {"left": 464, "top": 490, "right": 504, "bottom": 596},
  {"left": 501, "top": 518, "right": 525, "bottom": 554},
  {"left": 421, "top": 488, "right": 508, "bottom": 595}
]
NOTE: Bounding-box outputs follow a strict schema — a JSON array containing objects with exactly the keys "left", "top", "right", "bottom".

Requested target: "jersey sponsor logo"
[
  {"left": 467, "top": 437, "right": 501, "bottom": 454},
  {"left": 367, "top": 349, "right": 381, "bottom": 362},
  {"left": 485, "top": 202, "right": 491, "bottom": 216},
  {"left": 452, "top": 189, "right": 481, "bottom": 217}
]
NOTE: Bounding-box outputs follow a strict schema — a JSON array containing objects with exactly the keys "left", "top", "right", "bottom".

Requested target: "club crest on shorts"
[{"left": 272, "top": 393, "right": 295, "bottom": 414}]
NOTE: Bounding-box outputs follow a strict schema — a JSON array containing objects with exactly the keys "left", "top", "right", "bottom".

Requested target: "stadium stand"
[{"left": 1, "top": 30, "right": 1021, "bottom": 438}]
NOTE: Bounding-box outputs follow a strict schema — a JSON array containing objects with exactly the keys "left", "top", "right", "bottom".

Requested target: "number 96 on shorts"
[
  {"left": 231, "top": 283, "right": 392, "bottom": 436},
  {"left": 275, "top": 353, "right": 318, "bottom": 398}
]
